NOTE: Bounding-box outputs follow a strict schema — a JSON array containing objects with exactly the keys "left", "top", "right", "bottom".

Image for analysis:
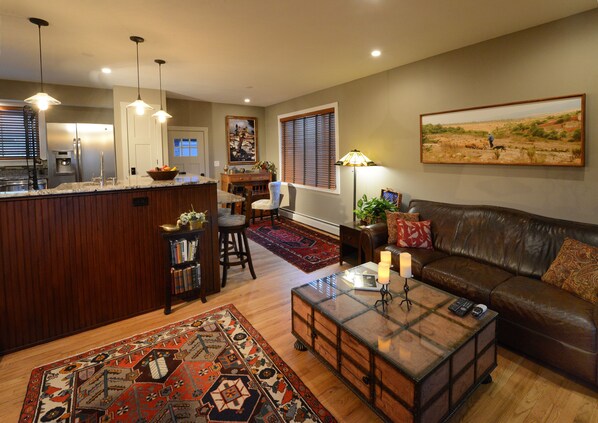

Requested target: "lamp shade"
[
  {"left": 152, "top": 109, "right": 173, "bottom": 123},
  {"left": 24, "top": 92, "right": 60, "bottom": 111},
  {"left": 128, "top": 96, "right": 153, "bottom": 116},
  {"left": 335, "top": 149, "right": 376, "bottom": 167}
]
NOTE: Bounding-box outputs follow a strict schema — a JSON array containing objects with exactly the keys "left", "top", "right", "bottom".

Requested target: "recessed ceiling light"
[
  {"left": 101, "top": 67, "right": 112, "bottom": 74},
  {"left": 371, "top": 50, "right": 381, "bottom": 57},
  {"left": 244, "top": 98, "right": 251, "bottom": 103}
]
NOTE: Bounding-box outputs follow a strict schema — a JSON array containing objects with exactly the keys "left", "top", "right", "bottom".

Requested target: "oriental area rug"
[
  {"left": 247, "top": 219, "right": 339, "bottom": 273},
  {"left": 20, "top": 304, "right": 336, "bottom": 423}
]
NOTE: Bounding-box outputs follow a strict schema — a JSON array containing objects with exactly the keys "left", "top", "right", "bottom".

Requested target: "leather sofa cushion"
[
  {"left": 491, "top": 276, "right": 596, "bottom": 352},
  {"left": 422, "top": 256, "right": 513, "bottom": 304},
  {"left": 384, "top": 245, "right": 447, "bottom": 279}
]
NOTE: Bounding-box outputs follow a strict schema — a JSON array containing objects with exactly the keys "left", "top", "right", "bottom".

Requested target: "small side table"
[{"left": 339, "top": 221, "right": 364, "bottom": 265}]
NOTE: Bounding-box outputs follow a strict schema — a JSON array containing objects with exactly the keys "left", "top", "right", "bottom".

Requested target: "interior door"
[
  {"left": 168, "top": 129, "right": 208, "bottom": 176},
  {"left": 125, "top": 106, "right": 163, "bottom": 181}
]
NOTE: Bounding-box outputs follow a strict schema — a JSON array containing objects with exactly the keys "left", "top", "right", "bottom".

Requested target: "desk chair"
[
  {"left": 251, "top": 181, "right": 282, "bottom": 226},
  {"left": 218, "top": 187, "right": 256, "bottom": 287}
]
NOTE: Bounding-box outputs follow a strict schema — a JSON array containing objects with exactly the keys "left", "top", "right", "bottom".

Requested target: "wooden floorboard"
[{"left": 0, "top": 238, "right": 596, "bottom": 422}]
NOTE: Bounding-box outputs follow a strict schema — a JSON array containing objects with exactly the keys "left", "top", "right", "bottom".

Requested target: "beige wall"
[
  {"left": 167, "top": 99, "right": 265, "bottom": 179},
  {"left": 265, "top": 9, "right": 598, "bottom": 225},
  {"left": 0, "top": 79, "right": 113, "bottom": 124}
]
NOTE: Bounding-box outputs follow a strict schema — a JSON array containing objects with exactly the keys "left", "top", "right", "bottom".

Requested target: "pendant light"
[
  {"left": 152, "top": 59, "right": 172, "bottom": 123},
  {"left": 24, "top": 18, "right": 61, "bottom": 110},
  {"left": 127, "top": 36, "right": 153, "bottom": 116}
]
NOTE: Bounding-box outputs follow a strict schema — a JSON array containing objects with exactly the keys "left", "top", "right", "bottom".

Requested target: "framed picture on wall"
[
  {"left": 226, "top": 116, "right": 258, "bottom": 165},
  {"left": 420, "top": 94, "right": 585, "bottom": 167}
]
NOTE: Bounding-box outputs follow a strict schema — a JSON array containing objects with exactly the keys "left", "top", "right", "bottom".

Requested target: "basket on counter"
[{"left": 147, "top": 170, "right": 179, "bottom": 180}]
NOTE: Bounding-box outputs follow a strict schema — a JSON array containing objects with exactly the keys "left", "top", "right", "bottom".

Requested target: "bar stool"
[{"left": 218, "top": 188, "right": 256, "bottom": 287}]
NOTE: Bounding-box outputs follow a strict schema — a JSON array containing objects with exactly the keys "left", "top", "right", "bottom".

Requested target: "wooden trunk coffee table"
[{"left": 291, "top": 262, "right": 497, "bottom": 423}]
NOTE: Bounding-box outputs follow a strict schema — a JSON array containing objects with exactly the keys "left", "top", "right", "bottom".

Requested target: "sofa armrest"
[{"left": 361, "top": 223, "right": 389, "bottom": 262}]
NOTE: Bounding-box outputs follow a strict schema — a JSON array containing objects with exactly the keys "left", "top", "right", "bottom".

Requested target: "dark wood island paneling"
[{"left": 0, "top": 182, "right": 220, "bottom": 354}]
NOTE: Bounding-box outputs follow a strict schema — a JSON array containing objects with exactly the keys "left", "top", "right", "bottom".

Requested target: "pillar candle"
[
  {"left": 380, "top": 250, "right": 391, "bottom": 265},
  {"left": 399, "top": 252, "right": 412, "bottom": 278},
  {"left": 378, "top": 262, "right": 390, "bottom": 284}
]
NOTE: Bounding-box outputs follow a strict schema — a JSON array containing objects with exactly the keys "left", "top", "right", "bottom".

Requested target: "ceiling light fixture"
[
  {"left": 152, "top": 59, "right": 172, "bottom": 123},
  {"left": 371, "top": 50, "right": 381, "bottom": 57},
  {"left": 101, "top": 67, "right": 112, "bottom": 74},
  {"left": 24, "top": 18, "right": 61, "bottom": 111},
  {"left": 127, "top": 36, "right": 153, "bottom": 116},
  {"left": 244, "top": 98, "right": 251, "bottom": 103}
]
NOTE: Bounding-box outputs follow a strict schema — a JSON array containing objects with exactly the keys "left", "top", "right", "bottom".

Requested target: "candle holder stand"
[
  {"left": 374, "top": 281, "right": 393, "bottom": 313},
  {"left": 400, "top": 277, "right": 412, "bottom": 310}
]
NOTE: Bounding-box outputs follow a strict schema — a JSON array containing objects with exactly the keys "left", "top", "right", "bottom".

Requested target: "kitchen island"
[{"left": 0, "top": 175, "right": 220, "bottom": 354}]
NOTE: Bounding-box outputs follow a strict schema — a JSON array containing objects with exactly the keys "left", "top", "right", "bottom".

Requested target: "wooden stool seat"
[{"left": 218, "top": 190, "right": 256, "bottom": 287}]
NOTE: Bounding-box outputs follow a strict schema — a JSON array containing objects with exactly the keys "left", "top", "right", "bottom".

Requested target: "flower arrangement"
[
  {"left": 178, "top": 205, "right": 207, "bottom": 226},
  {"left": 252, "top": 160, "right": 277, "bottom": 174}
]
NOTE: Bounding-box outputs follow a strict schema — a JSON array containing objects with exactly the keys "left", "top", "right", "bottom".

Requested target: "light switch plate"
[{"left": 214, "top": 161, "right": 220, "bottom": 167}]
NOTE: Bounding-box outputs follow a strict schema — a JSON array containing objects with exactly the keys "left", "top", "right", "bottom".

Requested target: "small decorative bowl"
[
  {"left": 147, "top": 170, "right": 179, "bottom": 180},
  {"left": 159, "top": 223, "right": 180, "bottom": 232}
]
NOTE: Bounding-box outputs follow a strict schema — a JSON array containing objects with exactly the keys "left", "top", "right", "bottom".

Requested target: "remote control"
[
  {"left": 448, "top": 297, "right": 474, "bottom": 317},
  {"left": 471, "top": 304, "right": 488, "bottom": 319}
]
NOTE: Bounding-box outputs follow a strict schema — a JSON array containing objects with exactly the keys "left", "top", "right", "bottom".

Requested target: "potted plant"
[
  {"left": 178, "top": 206, "right": 207, "bottom": 229},
  {"left": 354, "top": 194, "right": 398, "bottom": 225}
]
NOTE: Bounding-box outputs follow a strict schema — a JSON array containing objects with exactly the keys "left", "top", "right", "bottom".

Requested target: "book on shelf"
[
  {"left": 171, "top": 264, "right": 201, "bottom": 295},
  {"left": 169, "top": 238, "right": 198, "bottom": 265}
]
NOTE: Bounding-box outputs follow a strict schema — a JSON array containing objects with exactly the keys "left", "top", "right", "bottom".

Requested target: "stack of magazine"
[{"left": 348, "top": 273, "right": 381, "bottom": 291}]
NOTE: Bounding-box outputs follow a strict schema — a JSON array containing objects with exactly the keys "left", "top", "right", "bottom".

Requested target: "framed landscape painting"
[
  {"left": 420, "top": 94, "right": 585, "bottom": 166},
  {"left": 226, "top": 116, "right": 257, "bottom": 165}
]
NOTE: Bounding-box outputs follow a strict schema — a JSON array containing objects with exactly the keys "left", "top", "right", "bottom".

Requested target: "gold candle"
[
  {"left": 380, "top": 250, "right": 391, "bottom": 266},
  {"left": 399, "top": 252, "right": 412, "bottom": 278},
  {"left": 378, "top": 262, "right": 390, "bottom": 284}
]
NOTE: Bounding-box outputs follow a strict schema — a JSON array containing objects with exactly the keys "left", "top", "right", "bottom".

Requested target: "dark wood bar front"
[{"left": 0, "top": 182, "right": 220, "bottom": 354}]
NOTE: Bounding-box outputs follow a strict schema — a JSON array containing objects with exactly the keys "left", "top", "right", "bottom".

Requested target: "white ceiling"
[{"left": 0, "top": 0, "right": 596, "bottom": 107}]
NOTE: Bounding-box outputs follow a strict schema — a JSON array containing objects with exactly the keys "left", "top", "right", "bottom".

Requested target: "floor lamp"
[{"left": 335, "top": 149, "right": 377, "bottom": 221}]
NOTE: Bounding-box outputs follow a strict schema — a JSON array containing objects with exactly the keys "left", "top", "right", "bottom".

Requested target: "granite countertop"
[{"left": 0, "top": 174, "right": 217, "bottom": 198}]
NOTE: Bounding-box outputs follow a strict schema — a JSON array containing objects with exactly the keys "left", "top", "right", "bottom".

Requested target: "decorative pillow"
[
  {"left": 396, "top": 219, "right": 433, "bottom": 250},
  {"left": 561, "top": 263, "right": 598, "bottom": 304},
  {"left": 386, "top": 211, "right": 419, "bottom": 244},
  {"left": 541, "top": 238, "right": 598, "bottom": 288}
]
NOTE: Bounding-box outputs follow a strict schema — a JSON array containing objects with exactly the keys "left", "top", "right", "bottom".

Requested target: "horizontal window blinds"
[
  {"left": 0, "top": 106, "right": 40, "bottom": 159},
  {"left": 281, "top": 108, "right": 336, "bottom": 190}
]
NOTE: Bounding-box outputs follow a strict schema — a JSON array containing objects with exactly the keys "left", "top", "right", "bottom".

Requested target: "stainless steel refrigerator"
[{"left": 46, "top": 123, "right": 116, "bottom": 188}]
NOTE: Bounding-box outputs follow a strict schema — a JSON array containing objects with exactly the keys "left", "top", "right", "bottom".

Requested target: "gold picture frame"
[
  {"left": 226, "top": 116, "right": 258, "bottom": 165},
  {"left": 420, "top": 94, "right": 585, "bottom": 167}
]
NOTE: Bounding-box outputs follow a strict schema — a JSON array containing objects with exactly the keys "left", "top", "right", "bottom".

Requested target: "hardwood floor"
[{"left": 1, "top": 238, "right": 596, "bottom": 422}]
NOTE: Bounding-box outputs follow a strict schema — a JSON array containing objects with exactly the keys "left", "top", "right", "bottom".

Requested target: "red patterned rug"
[
  {"left": 20, "top": 304, "right": 336, "bottom": 423},
  {"left": 247, "top": 219, "right": 339, "bottom": 273}
]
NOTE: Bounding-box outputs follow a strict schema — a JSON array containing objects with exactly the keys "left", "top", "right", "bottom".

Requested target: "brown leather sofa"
[{"left": 361, "top": 199, "right": 598, "bottom": 386}]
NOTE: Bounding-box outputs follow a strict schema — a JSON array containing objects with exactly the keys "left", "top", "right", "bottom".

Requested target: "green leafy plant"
[{"left": 354, "top": 194, "right": 398, "bottom": 225}]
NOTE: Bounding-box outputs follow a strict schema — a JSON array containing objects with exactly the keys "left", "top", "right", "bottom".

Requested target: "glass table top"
[{"left": 292, "top": 262, "right": 498, "bottom": 381}]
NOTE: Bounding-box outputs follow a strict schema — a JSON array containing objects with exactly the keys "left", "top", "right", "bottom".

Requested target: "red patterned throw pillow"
[
  {"left": 386, "top": 211, "right": 420, "bottom": 244},
  {"left": 396, "top": 219, "right": 433, "bottom": 249}
]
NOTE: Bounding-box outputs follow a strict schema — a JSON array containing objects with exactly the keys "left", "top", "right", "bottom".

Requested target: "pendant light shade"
[
  {"left": 24, "top": 18, "right": 61, "bottom": 110},
  {"left": 127, "top": 36, "right": 153, "bottom": 115},
  {"left": 152, "top": 59, "right": 172, "bottom": 123}
]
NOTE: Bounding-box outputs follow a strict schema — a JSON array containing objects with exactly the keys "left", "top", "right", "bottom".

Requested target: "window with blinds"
[
  {"left": 280, "top": 106, "right": 337, "bottom": 190},
  {"left": 0, "top": 106, "right": 40, "bottom": 159}
]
